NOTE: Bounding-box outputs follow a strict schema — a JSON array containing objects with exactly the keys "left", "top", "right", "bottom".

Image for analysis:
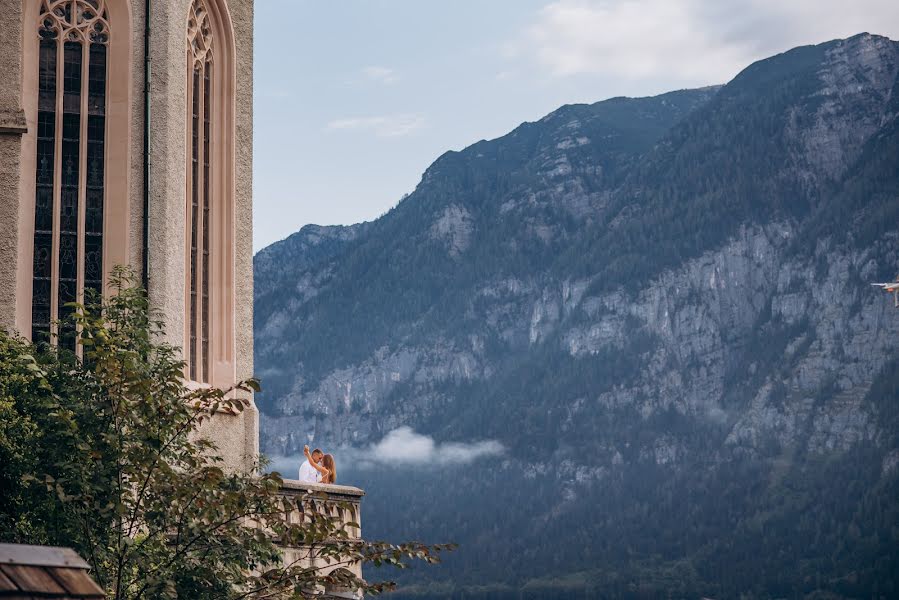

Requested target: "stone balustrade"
[{"left": 277, "top": 479, "right": 365, "bottom": 598}]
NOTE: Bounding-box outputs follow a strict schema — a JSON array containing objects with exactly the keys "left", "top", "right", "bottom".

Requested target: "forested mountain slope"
[{"left": 254, "top": 34, "right": 899, "bottom": 598}]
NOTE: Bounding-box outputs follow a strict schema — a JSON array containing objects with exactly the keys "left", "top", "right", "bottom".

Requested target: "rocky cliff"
[{"left": 254, "top": 34, "right": 899, "bottom": 597}]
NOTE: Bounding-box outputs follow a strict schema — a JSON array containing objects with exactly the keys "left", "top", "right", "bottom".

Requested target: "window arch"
[
  {"left": 185, "top": 0, "right": 235, "bottom": 385},
  {"left": 31, "top": 0, "right": 110, "bottom": 349}
]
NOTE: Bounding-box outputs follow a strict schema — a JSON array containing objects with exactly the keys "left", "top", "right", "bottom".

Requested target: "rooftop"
[{"left": 0, "top": 544, "right": 104, "bottom": 599}]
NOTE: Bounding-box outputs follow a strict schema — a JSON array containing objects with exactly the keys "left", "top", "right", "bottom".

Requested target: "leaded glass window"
[
  {"left": 187, "top": 0, "right": 213, "bottom": 382},
  {"left": 32, "top": 0, "right": 109, "bottom": 349}
]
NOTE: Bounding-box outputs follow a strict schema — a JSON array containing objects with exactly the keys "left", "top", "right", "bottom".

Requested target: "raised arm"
[
  {"left": 303, "top": 445, "right": 331, "bottom": 476},
  {"left": 307, "top": 455, "right": 329, "bottom": 476}
]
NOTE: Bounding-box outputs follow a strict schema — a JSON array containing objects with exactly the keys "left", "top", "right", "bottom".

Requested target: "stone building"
[{"left": 0, "top": 0, "right": 257, "bottom": 472}]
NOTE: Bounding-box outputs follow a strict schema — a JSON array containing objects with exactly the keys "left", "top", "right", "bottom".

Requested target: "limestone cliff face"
[
  {"left": 254, "top": 33, "right": 899, "bottom": 594},
  {"left": 260, "top": 221, "right": 899, "bottom": 462}
]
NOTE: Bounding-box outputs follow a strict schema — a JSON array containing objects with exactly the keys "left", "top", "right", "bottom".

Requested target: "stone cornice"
[
  {"left": 0, "top": 108, "right": 27, "bottom": 134},
  {"left": 279, "top": 478, "right": 365, "bottom": 500}
]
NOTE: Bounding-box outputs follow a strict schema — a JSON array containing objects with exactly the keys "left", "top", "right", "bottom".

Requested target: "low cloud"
[
  {"left": 361, "top": 65, "right": 398, "bottom": 84},
  {"left": 364, "top": 426, "right": 505, "bottom": 467},
  {"left": 508, "top": 0, "right": 899, "bottom": 85},
  {"left": 263, "top": 427, "right": 504, "bottom": 476},
  {"left": 325, "top": 113, "right": 425, "bottom": 137}
]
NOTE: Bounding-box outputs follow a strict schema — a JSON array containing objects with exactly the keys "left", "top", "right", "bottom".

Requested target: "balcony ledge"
[{"left": 278, "top": 479, "right": 365, "bottom": 499}]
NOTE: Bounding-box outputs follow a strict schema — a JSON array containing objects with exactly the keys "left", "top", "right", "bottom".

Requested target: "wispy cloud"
[
  {"left": 325, "top": 114, "right": 425, "bottom": 137},
  {"left": 517, "top": 0, "right": 748, "bottom": 82},
  {"left": 508, "top": 0, "right": 899, "bottom": 85},
  {"left": 265, "top": 427, "right": 505, "bottom": 475},
  {"left": 361, "top": 65, "right": 399, "bottom": 84},
  {"left": 363, "top": 427, "right": 505, "bottom": 467}
]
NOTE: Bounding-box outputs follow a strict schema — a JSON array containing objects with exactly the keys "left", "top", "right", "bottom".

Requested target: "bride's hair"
[{"left": 322, "top": 454, "right": 336, "bottom": 484}]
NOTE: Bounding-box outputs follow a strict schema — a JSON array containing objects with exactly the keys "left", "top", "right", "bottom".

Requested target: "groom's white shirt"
[{"left": 299, "top": 460, "right": 321, "bottom": 483}]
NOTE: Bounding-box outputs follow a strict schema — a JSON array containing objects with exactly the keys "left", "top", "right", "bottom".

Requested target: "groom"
[{"left": 299, "top": 445, "right": 324, "bottom": 483}]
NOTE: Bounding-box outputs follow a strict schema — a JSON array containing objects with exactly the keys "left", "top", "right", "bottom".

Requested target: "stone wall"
[
  {"left": 0, "top": 0, "right": 257, "bottom": 474},
  {"left": 147, "top": 0, "right": 258, "bottom": 473},
  {"left": 0, "top": 0, "right": 26, "bottom": 334}
]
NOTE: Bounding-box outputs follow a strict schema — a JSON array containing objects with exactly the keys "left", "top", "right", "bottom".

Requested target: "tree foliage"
[{"left": 0, "top": 268, "right": 451, "bottom": 599}]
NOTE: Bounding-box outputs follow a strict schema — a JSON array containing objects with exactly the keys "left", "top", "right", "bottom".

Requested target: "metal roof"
[{"left": 0, "top": 544, "right": 104, "bottom": 599}]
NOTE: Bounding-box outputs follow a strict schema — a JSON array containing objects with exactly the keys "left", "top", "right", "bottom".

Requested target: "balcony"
[{"left": 277, "top": 479, "right": 365, "bottom": 598}]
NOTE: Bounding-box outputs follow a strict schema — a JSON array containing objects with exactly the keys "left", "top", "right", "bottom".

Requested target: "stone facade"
[{"left": 0, "top": 0, "right": 257, "bottom": 473}]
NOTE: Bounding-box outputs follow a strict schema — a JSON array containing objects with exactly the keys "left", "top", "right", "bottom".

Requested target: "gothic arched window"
[
  {"left": 186, "top": 0, "right": 234, "bottom": 386},
  {"left": 186, "top": 0, "right": 213, "bottom": 382},
  {"left": 32, "top": 0, "right": 110, "bottom": 349}
]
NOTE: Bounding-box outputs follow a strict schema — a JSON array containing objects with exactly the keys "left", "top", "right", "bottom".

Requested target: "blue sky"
[{"left": 252, "top": 0, "right": 899, "bottom": 252}]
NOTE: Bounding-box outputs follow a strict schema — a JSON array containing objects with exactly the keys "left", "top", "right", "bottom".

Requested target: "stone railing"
[{"left": 277, "top": 479, "right": 365, "bottom": 599}]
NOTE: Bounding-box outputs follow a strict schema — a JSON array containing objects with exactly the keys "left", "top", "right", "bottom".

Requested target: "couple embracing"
[{"left": 299, "top": 445, "right": 336, "bottom": 484}]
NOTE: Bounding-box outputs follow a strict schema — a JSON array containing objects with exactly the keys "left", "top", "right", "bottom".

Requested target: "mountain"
[{"left": 254, "top": 34, "right": 899, "bottom": 598}]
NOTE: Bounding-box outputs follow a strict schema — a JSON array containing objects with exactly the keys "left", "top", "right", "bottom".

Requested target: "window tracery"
[{"left": 32, "top": 0, "right": 109, "bottom": 349}]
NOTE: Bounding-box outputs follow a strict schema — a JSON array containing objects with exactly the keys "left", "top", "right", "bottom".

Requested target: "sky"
[{"left": 251, "top": 0, "right": 899, "bottom": 253}]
